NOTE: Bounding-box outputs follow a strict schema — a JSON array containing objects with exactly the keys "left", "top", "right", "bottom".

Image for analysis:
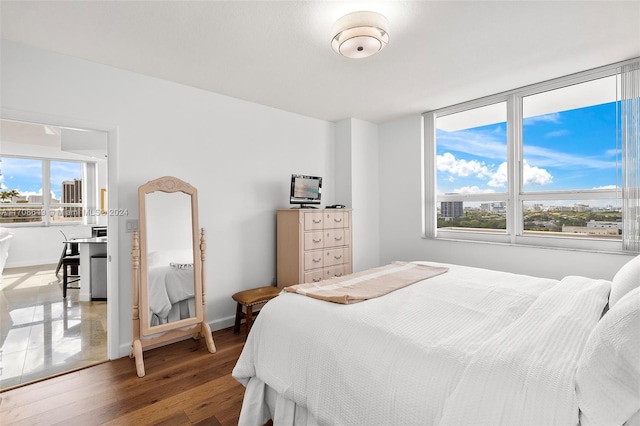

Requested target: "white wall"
[
  {"left": 1, "top": 40, "right": 341, "bottom": 357},
  {"left": 348, "top": 119, "right": 380, "bottom": 271},
  {"left": 4, "top": 225, "right": 93, "bottom": 267},
  {"left": 378, "top": 114, "right": 635, "bottom": 280},
  {"left": 334, "top": 120, "right": 352, "bottom": 206}
]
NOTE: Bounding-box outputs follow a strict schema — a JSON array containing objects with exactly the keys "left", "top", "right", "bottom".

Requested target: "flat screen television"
[{"left": 290, "top": 174, "right": 322, "bottom": 208}]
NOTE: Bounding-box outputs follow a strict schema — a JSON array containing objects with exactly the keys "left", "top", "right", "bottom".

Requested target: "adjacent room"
[
  {"left": 0, "top": 0, "right": 638, "bottom": 425},
  {"left": 1, "top": 120, "right": 109, "bottom": 390}
]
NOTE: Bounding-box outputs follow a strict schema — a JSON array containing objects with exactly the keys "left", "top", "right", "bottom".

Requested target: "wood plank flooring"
[{"left": 0, "top": 327, "right": 248, "bottom": 425}]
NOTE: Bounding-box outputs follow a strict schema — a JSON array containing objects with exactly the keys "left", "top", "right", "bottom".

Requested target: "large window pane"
[
  {"left": 522, "top": 76, "right": 620, "bottom": 192},
  {"left": 0, "top": 158, "right": 43, "bottom": 224},
  {"left": 436, "top": 102, "right": 508, "bottom": 232},
  {"left": 436, "top": 102, "right": 508, "bottom": 195}
]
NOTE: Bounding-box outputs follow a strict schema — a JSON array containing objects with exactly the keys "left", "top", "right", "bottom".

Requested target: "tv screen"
[{"left": 290, "top": 174, "right": 322, "bottom": 207}]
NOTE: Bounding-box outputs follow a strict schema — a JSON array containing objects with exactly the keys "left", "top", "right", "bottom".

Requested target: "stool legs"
[
  {"left": 234, "top": 303, "right": 242, "bottom": 334},
  {"left": 233, "top": 303, "right": 256, "bottom": 335},
  {"left": 245, "top": 305, "right": 253, "bottom": 334},
  {"left": 63, "top": 265, "right": 69, "bottom": 298}
]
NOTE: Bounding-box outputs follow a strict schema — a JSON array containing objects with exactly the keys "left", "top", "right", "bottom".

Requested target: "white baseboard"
[
  {"left": 5, "top": 259, "right": 60, "bottom": 269},
  {"left": 116, "top": 315, "right": 237, "bottom": 359}
]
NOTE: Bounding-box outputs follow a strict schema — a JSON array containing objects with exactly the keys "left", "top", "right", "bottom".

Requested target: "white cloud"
[
  {"left": 523, "top": 113, "right": 561, "bottom": 125},
  {"left": 524, "top": 145, "right": 616, "bottom": 170},
  {"left": 436, "top": 128, "right": 506, "bottom": 161},
  {"left": 592, "top": 185, "right": 617, "bottom": 190},
  {"left": 523, "top": 161, "right": 553, "bottom": 186},
  {"left": 488, "top": 162, "right": 508, "bottom": 187},
  {"left": 437, "top": 152, "right": 492, "bottom": 178},
  {"left": 438, "top": 153, "right": 553, "bottom": 190},
  {"left": 487, "top": 161, "right": 554, "bottom": 187},
  {"left": 453, "top": 186, "right": 496, "bottom": 195},
  {"left": 545, "top": 129, "right": 570, "bottom": 138}
]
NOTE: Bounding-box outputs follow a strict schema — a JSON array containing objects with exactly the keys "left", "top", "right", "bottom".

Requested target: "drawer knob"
[
  {"left": 313, "top": 258, "right": 321, "bottom": 263},
  {"left": 313, "top": 277, "right": 322, "bottom": 282},
  {"left": 313, "top": 238, "right": 322, "bottom": 243},
  {"left": 334, "top": 236, "right": 342, "bottom": 241},
  {"left": 334, "top": 218, "right": 342, "bottom": 223},
  {"left": 313, "top": 219, "right": 322, "bottom": 224},
  {"left": 334, "top": 255, "right": 342, "bottom": 260}
]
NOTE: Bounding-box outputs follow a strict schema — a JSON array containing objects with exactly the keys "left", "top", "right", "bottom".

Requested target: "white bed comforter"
[
  {"left": 148, "top": 265, "right": 194, "bottom": 320},
  {"left": 232, "top": 262, "right": 610, "bottom": 425}
]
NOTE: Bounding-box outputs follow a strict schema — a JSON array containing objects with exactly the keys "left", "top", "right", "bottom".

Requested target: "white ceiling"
[{"left": 1, "top": 1, "right": 639, "bottom": 124}]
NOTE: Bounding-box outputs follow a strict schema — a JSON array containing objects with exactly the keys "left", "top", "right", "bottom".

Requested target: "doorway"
[{"left": 0, "top": 117, "right": 116, "bottom": 390}]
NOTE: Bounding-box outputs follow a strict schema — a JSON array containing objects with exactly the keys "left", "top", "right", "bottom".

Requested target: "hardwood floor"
[{"left": 0, "top": 327, "right": 248, "bottom": 425}]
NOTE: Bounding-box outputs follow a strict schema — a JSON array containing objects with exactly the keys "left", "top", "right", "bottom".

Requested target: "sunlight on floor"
[{"left": 0, "top": 264, "right": 107, "bottom": 390}]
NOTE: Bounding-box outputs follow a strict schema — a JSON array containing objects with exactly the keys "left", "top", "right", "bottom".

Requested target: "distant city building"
[
  {"left": 562, "top": 224, "right": 619, "bottom": 236},
  {"left": 586, "top": 220, "right": 622, "bottom": 230},
  {"left": 26, "top": 194, "right": 60, "bottom": 203},
  {"left": 441, "top": 201, "right": 463, "bottom": 220},
  {"left": 480, "top": 202, "right": 506, "bottom": 213},
  {"left": 62, "top": 179, "right": 83, "bottom": 217}
]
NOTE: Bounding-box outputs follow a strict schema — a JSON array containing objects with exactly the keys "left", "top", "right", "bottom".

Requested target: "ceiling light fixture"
[{"left": 331, "top": 11, "right": 389, "bottom": 59}]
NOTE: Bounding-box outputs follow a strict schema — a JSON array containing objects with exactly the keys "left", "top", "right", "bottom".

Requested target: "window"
[
  {"left": 424, "top": 60, "right": 639, "bottom": 252},
  {"left": 0, "top": 156, "right": 92, "bottom": 226},
  {"left": 435, "top": 101, "right": 508, "bottom": 233}
]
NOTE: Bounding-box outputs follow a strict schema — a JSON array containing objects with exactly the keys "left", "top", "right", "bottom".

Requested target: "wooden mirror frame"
[{"left": 130, "top": 176, "right": 215, "bottom": 377}]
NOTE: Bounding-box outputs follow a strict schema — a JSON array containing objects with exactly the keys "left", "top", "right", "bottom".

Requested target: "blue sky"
[
  {"left": 0, "top": 158, "right": 82, "bottom": 200},
  {"left": 436, "top": 102, "right": 619, "bottom": 195}
]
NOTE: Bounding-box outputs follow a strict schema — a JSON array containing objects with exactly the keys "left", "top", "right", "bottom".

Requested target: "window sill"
[{"left": 427, "top": 230, "right": 634, "bottom": 256}]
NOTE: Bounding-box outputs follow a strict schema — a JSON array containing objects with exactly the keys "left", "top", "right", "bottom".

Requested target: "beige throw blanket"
[{"left": 283, "top": 261, "right": 449, "bottom": 304}]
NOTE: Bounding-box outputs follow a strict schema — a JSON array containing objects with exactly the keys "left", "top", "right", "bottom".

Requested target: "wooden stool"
[
  {"left": 61, "top": 255, "right": 81, "bottom": 298},
  {"left": 232, "top": 286, "right": 281, "bottom": 334}
]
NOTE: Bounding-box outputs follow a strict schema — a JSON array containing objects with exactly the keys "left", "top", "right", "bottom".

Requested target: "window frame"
[
  {"left": 0, "top": 155, "right": 96, "bottom": 227},
  {"left": 423, "top": 62, "right": 629, "bottom": 253}
]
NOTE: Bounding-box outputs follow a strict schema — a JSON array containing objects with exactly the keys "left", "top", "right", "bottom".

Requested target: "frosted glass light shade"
[{"left": 331, "top": 11, "right": 389, "bottom": 59}]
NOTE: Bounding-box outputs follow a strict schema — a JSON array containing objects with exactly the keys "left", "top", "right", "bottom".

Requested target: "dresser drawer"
[
  {"left": 304, "top": 270, "right": 323, "bottom": 284},
  {"left": 304, "top": 212, "right": 324, "bottom": 230},
  {"left": 304, "top": 250, "right": 323, "bottom": 271},
  {"left": 324, "top": 211, "right": 346, "bottom": 229},
  {"left": 324, "top": 265, "right": 345, "bottom": 280},
  {"left": 304, "top": 231, "right": 324, "bottom": 250},
  {"left": 324, "top": 248, "right": 346, "bottom": 267},
  {"left": 324, "top": 229, "right": 345, "bottom": 248}
]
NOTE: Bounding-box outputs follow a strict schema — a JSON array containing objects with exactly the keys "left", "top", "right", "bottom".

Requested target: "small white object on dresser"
[{"left": 276, "top": 208, "right": 352, "bottom": 288}]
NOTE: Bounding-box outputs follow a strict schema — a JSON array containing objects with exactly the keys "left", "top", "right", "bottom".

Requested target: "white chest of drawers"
[{"left": 276, "top": 208, "right": 352, "bottom": 288}]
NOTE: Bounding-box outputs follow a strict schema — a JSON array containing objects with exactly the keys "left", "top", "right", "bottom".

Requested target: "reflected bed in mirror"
[
  {"left": 147, "top": 249, "right": 195, "bottom": 326},
  {"left": 131, "top": 176, "right": 215, "bottom": 377}
]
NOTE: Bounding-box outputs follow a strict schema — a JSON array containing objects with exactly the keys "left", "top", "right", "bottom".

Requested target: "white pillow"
[
  {"left": 609, "top": 255, "right": 640, "bottom": 308},
  {"left": 576, "top": 286, "right": 640, "bottom": 425},
  {"left": 147, "top": 249, "right": 193, "bottom": 267}
]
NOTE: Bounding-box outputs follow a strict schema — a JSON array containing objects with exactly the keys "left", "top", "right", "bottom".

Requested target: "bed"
[
  {"left": 232, "top": 257, "right": 640, "bottom": 425},
  {"left": 147, "top": 250, "right": 195, "bottom": 326}
]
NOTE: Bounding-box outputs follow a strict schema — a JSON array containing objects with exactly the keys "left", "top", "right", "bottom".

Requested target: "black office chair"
[{"left": 56, "top": 231, "right": 81, "bottom": 298}]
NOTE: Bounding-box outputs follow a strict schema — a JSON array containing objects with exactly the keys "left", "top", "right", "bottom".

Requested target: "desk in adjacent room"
[{"left": 66, "top": 237, "right": 107, "bottom": 301}]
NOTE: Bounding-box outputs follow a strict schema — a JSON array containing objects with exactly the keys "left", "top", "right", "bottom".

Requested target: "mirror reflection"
[{"left": 144, "top": 191, "right": 195, "bottom": 327}]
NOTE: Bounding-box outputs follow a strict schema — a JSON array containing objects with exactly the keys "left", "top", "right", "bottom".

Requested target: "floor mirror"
[{"left": 130, "top": 176, "right": 215, "bottom": 377}]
